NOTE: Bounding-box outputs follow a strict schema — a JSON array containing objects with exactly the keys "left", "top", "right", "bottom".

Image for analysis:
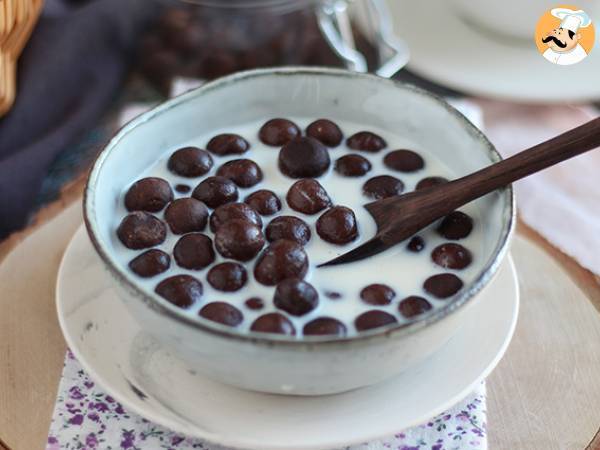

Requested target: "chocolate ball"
[
  {"left": 316, "top": 206, "right": 358, "bottom": 245},
  {"left": 265, "top": 216, "right": 311, "bottom": 246},
  {"left": 125, "top": 177, "right": 173, "bottom": 212},
  {"left": 117, "top": 212, "right": 166, "bottom": 250},
  {"left": 273, "top": 278, "right": 318, "bottom": 316},
  {"left": 216, "top": 159, "right": 263, "bottom": 188},
  {"left": 286, "top": 179, "right": 331, "bottom": 215},
  {"left": 164, "top": 198, "right": 209, "bottom": 234},
  {"left": 355, "top": 310, "right": 398, "bottom": 331},
  {"left": 407, "top": 236, "right": 425, "bottom": 252},
  {"left": 214, "top": 219, "right": 265, "bottom": 261},
  {"left": 155, "top": 275, "right": 203, "bottom": 308},
  {"left": 384, "top": 149, "right": 425, "bottom": 173},
  {"left": 167, "top": 147, "right": 213, "bottom": 178},
  {"left": 346, "top": 131, "right": 387, "bottom": 152},
  {"left": 192, "top": 176, "right": 239, "bottom": 209},
  {"left": 173, "top": 233, "right": 215, "bottom": 270},
  {"left": 398, "top": 296, "right": 432, "bottom": 318},
  {"left": 244, "top": 190, "right": 281, "bottom": 216},
  {"left": 128, "top": 249, "right": 170, "bottom": 278},
  {"left": 207, "top": 262, "right": 248, "bottom": 292},
  {"left": 206, "top": 133, "right": 250, "bottom": 156},
  {"left": 254, "top": 239, "right": 309, "bottom": 286},
  {"left": 245, "top": 297, "right": 264, "bottom": 310},
  {"left": 436, "top": 211, "right": 473, "bottom": 240},
  {"left": 360, "top": 284, "right": 396, "bottom": 305},
  {"left": 363, "top": 175, "right": 404, "bottom": 200},
  {"left": 199, "top": 302, "right": 243, "bottom": 327},
  {"left": 306, "top": 119, "right": 343, "bottom": 147},
  {"left": 334, "top": 154, "right": 372, "bottom": 177},
  {"left": 278, "top": 137, "right": 331, "bottom": 179},
  {"left": 250, "top": 312, "right": 296, "bottom": 335},
  {"left": 423, "top": 273, "right": 464, "bottom": 299},
  {"left": 325, "top": 291, "right": 342, "bottom": 300},
  {"left": 175, "top": 184, "right": 191, "bottom": 194},
  {"left": 416, "top": 176, "right": 448, "bottom": 191},
  {"left": 431, "top": 243, "right": 472, "bottom": 270},
  {"left": 259, "top": 118, "right": 301, "bottom": 146},
  {"left": 209, "top": 202, "right": 262, "bottom": 232},
  {"left": 303, "top": 317, "right": 347, "bottom": 336}
]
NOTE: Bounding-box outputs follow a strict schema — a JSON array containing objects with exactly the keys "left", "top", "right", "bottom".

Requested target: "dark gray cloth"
[{"left": 0, "top": 0, "right": 154, "bottom": 238}]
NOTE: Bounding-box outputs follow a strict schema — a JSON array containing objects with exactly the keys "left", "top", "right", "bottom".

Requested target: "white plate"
[
  {"left": 389, "top": 0, "right": 600, "bottom": 103},
  {"left": 57, "top": 227, "right": 519, "bottom": 450}
]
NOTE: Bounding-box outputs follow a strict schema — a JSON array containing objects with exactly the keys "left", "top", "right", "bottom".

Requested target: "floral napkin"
[{"left": 46, "top": 350, "right": 487, "bottom": 450}]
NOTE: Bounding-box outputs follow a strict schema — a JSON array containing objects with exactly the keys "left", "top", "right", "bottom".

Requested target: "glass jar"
[{"left": 136, "top": 0, "right": 408, "bottom": 94}]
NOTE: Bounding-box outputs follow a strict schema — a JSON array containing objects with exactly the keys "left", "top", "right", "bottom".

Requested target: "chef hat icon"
[{"left": 551, "top": 8, "right": 592, "bottom": 33}]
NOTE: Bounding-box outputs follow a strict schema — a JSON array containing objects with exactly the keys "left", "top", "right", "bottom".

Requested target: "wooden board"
[{"left": 1, "top": 182, "right": 600, "bottom": 449}]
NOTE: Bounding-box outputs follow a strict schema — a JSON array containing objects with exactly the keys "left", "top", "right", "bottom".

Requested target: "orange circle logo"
[{"left": 535, "top": 5, "right": 595, "bottom": 65}]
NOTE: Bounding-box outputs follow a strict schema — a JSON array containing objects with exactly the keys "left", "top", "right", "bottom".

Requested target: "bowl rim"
[{"left": 84, "top": 66, "right": 516, "bottom": 348}]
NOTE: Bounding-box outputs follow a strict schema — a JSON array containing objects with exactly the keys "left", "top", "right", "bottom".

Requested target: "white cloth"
[{"left": 543, "top": 44, "right": 588, "bottom": 65}]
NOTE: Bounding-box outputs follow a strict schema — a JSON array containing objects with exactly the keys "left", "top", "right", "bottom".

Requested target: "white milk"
[{"left": 111, "top": 118, "right": 484, "bottom": 337}]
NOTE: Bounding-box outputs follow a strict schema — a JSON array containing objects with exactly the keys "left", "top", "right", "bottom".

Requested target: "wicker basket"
[{"left": 0, "top": 0, "right": 44, "bottom": 117}]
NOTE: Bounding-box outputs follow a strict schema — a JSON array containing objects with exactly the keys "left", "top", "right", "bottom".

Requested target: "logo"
[{"left": 535, "top": 5, "right": 595, "bottom": 65}]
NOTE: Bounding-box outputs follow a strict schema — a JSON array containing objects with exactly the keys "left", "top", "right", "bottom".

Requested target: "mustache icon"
[{"left": 542, "top": 35, "right": 567, "bottom": 48}]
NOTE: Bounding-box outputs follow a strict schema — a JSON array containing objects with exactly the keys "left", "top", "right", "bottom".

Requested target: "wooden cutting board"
[{"left": 1, "top": 184, "right": 600, "bottom": 450}]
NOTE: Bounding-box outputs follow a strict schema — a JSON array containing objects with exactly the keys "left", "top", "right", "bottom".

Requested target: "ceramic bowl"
[{"left": 84, "top": 67, "right": 515, "bottom": 395}]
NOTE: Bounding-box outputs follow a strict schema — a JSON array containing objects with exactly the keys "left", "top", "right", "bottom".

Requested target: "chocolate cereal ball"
[
  {"left": 360, "top": 284, "right": 396, "bottom": 305},
  {"left": 216, "top": 159, "right": 263, "bottom": 188},
  {"left": 265, "top": 216, "right": 311, "bottom": 246},
  {"left": 125, "top": 177, "right": 173, "bottom": 212},
  {"left": 164, "top": 198, "right": 209, "bottom": 234},
  {"left": 306, "top": 119, "right": 343, "bottom": 147},
  {"left": 199, "top": 302, "right": 243, "bottom": 327},
  {"left": 273, "top": 278, "right": 319, "bottom": 317},
  {"left": 192, "top": 176, "right": 239, "bottom": 209},
  {"left": 167, "top": 147, "right": 213, "bottom": 177},
  {"left": 436, "top": 211, "right": 473, "bottom": 240},
  {"left": 398, "top": 296, "right": 432, "bottom": 318},
  {"left": 278, "top": 137, "right": 331, "bottom": 179},
  {"left": 117, "top": 211, "right": 166, "bottom": 249},
  {"left": 286, "top": 179, "right": 331, "bottom": 215},
  {"left": 128, "top": 249, "right": 170, "bottom": 278},
  {"left": 214, "top": 219, "right": 265, "bottom": 262},
  {"left": 259, "top": 118, "right": 300, "bottom": 146},
  {"left": 207, "top": 262, "right": 248, "bottom": 292},
  {"left": 346, "top": 131, "right": 387, "bottom": 152},
  {"left": 206, "top": 133, "right": 250, "bottom": 156},
  {"left": 431, "top": 243, "right": 472, "bottom": 270},
  {"left": 334, "top": 154, "right": 372, "bottom": 177},
  {"left": 254, "top": 239, "right": 309, "bottom": 286},
  {"left": 355, "top": 310, "right": 398, "bottom": 331},
  {"left": 423, "top": 273, "right": 464, "bottom": 299},
  {"left": 244, "top": 190, "right": 281, "bottom": 216},
  {"left": 209, "top": 202, "right": 262, "bottom": 232},
  {"left": 316, "top": 206, "right": 358, "bottom": 245},
  {"left": 155, "top": 275, "right": 203, "bottom": 309},
  {"left": 416, "top": 176, "right": 448, "bottom": 191},
  {"left": 303, "top": 317, "right": 347, "bottom": 336},
  {"left": 250, "top": 313, "right": 296, "bottom": 335},
  {"left": 384, "top": 149, "right": 425, "bottom": 173},
  {"left": 173, "top": 233, "right": 215, "bottom": 270},
  {"left": 363, "top": 175, "right": 404, "bottom": 200}
]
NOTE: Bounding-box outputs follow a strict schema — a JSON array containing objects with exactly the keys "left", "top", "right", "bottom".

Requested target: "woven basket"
[{"left": 1, "top": 0, "right": 44, "bottom": 117}]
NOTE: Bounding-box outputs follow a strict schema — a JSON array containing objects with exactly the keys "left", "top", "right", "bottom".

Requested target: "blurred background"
[{"left": 0, "top": 0, "right": 598, "bottom": 273}]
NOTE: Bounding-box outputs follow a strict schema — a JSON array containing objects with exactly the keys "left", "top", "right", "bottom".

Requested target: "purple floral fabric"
[{"left": 47, "top": 350, "right": 487, "bottom": 450}]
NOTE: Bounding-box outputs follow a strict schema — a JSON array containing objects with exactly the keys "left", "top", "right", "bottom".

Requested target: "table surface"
[{"left": 1, "top": 175, "right": 600, "bottom": 450}]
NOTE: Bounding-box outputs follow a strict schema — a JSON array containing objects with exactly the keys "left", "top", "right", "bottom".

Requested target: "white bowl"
[{"left": 84, "top": 67, "right": 515, "bottom": 395}]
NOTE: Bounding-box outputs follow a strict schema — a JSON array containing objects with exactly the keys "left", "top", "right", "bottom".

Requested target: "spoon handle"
[{"left": 437, "top": 116, "right": 600, "bottom": 209}]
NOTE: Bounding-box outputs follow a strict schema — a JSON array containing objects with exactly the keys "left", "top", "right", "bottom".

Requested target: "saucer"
[
  {"left": 57, "top": 227, "right": 519, "bottom": 449},
  {"left": 389, "top": 0, "right": 600, "bottom": 102}
]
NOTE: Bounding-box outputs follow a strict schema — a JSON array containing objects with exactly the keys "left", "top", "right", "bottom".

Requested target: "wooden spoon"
[{"left": 319, "top": 117, "right": 600, "bottom": 267}]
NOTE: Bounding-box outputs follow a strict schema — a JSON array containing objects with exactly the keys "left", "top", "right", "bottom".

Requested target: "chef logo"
[{"left": 535, "top": 5, "right": 595, "bottom": 65}]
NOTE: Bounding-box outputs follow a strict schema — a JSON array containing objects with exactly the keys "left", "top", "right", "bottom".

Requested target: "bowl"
[{"left": 84, "top": 67, "right": 515, "bottom": 395}]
